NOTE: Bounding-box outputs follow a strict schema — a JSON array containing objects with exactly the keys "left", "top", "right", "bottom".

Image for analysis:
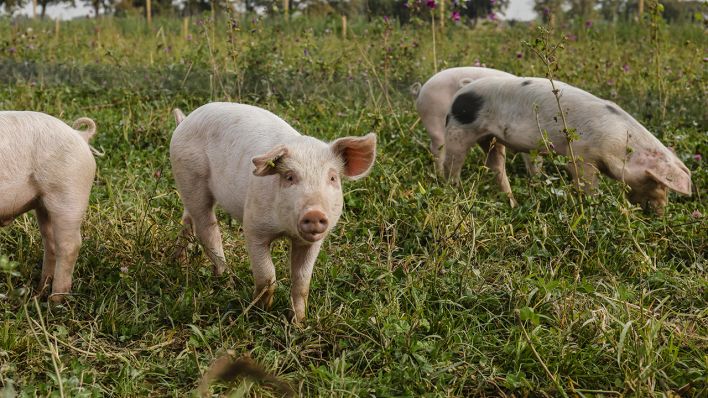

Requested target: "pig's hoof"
[
  {"left": 286, "top": 309, "right": 306, "bottom": 325},
  {"left": 47, "top": 292, "right": 69, "bottom": 304},
  {"left": 212, "top": 264, "right": 226, "bottom": 276}
]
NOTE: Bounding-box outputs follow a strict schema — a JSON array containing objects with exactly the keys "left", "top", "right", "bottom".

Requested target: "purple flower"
[
  {"left": 585, "top": 20, "right": 593, "bottom": 28},
  {"left": 426, "top": 0, "right": 436, "bottom": 9},
  {"left": 487, "top": 12, "right": 497, "bottom": 21},
  {"left": 694, "top": 153, "right": 702, "bottom": 161},
  {"left": 451, "top": 11, "right": 461, "bottom": 22},
  {"left": 8, "top": 47, "right": 16, "bottom": 54},
  {"left": 622, "top": 63, "right": 630, "bottom": 72},
  {"left": 383, "top": 15, "right": 389, "bottom": 22},
  {"left": 542, "top": 7, "right": 550, "bottom": 16},
  {"left": 692, "top": 210, "right": 702, "bottom": 218},
  {"left": 304, "top": 48, "right": 309, "bottom": 57},
  {"left": 565, "top": 34, "right": 577, "bottom": 41},
  {"left": 516, "top": 52, "right": 523, "bottom": 59},
  {"left": 490, "top": 0, "right": 496, "bottom": 5},
  {"left": 473, "top": 59, "right": 481, "bottom": 67}
]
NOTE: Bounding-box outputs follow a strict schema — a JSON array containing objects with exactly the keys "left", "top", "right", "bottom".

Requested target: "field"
[{"left": 0, "top": 13, "right": 706, "bottom": 397}]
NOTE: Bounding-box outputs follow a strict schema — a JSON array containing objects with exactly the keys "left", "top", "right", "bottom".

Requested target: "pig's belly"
[
  {"left": 0, "top": 178, "right": 39, "bottom": 226},
  {"left": 209, "top": 179, "right": 246, "bottom": 222}
]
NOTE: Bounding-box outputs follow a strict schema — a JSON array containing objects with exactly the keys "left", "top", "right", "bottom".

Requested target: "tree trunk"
[
  {"left": 40, "top": 0, "right": 47, "bottom": 19},
  {"left": 93, "top": 0, "right": 100, "bottom": 18}
]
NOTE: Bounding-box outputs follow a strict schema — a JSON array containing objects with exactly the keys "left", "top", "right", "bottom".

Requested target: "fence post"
[
  {"left": 182, "top": 16, "right": 189, "bottom": 40},
  {"left": 440, "top": 0, "right": 445, "bottom": 29},
  {"left": 146, "top": 0, "right": 152, "bottom": 27},
  {"left": 342, "top": 15, "right": 347, "bottom": 39}
]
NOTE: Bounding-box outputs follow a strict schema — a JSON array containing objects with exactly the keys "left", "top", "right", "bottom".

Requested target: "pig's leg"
[
  {"left": 566, "top": 161, "right": 599, "bottom": 194},
  {"left": 479, "top": 138, "right": 517, "bottom": 207},
  {"left": 43, "top": 193, "right": 87, "bottom": 303},
  {"left": 441, "top": 126, "right": 477, "bottom": 182},
  {"left": 246, "top": 236, "right": 276, "bottom": 311},
  {"left": 421, "top": 115, "right": 446, "bottom": 171},
  {"left": 521, "top": 153, "right": 543, "bottom": 176},
  {"left": 185, "top": 195, "right": 227, "bottom": 275},
  {"left": 289, "top": 240, "right": 322, "bottom": 322},
  {"left": 36, "top": 206, "right": 56, "bottom": 294},
  {"left": 172, "top": 210, "right": 193, "bottom": 262}
]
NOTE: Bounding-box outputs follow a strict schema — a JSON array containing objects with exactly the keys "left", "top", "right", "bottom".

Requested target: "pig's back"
[
  {"left": 417, "top": 67, "right": 513, "bottom": 113},
  {"left": 0, "top": 111, "right": 90, "bottom": 182},
  {"left": 170, "top": 102, "right": 302, "bottom": 218}
]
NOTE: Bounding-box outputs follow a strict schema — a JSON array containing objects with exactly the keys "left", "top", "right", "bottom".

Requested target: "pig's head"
[
  {"left": 252, "top": 133, "right": 377, "bottom": 243},
  {"left": 624, "top": 149, "right": 692, "bottom": 215}
]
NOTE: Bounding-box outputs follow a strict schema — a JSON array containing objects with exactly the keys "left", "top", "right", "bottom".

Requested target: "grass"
[{"left": 0, "top": 13, "right": 706, "bottom": 397}]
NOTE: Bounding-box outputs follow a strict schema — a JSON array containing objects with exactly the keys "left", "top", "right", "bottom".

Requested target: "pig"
[
  {"left": 442, "top": 76, "right": 693, "bottom": 214},
  {"left": 0, "top": 111, "right": 97, "bottom": 301},
  {"left": 412, "top": 67, "right": 513, "bottom": 163},
  {"left": 170, "top": 103, "right": 377, "bottom": 322}
]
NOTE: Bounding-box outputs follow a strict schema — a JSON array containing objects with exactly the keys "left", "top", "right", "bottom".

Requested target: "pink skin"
[
  {"left": 412, "top": 67, "right": 539, "bottom": 180},
  {"left": 170, "top": 103, "right": 377, "bottom": 322},
  {"left": 0, "top": 112, "right": 97, "bottom": 302},
  {"left": 442, "top": 77, "right": 692, "bottom": 213}
]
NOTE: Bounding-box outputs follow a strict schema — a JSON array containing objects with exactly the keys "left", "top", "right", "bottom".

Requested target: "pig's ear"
[
  {"left": 331, "top": 133, "right": 377, "bottom": 180},
  {"left": 252, "top": 145, "right": 289, "bottom": 177},
  {"left": 646, "top": 163, "right": 692, "bottom": 196}
]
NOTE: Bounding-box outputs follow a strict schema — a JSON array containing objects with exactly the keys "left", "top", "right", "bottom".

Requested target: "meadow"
[{"left": 0, "top": 12, "right": 706, "bottom": 397}]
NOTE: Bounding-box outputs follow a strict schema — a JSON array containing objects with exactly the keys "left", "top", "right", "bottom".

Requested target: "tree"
[
  {"left": 0, "top": 0, "right": 27, "bottom": 15},
  {"left": 83, "top": 0, "right": 115, "bottom": 17},
  {"left": 37, "top": 0, "right": 68, "bottom": 18}
]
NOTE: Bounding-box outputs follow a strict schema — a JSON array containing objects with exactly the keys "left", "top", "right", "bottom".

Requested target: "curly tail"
[
  {"left": 72, "top": 117, "right": 97, "bottom": 142},
  {"left": 409, "top": 82, "right": 422, "bottom": 98},
  {"left": 173, "top": 108, "right": 186, "bottom": 125}
]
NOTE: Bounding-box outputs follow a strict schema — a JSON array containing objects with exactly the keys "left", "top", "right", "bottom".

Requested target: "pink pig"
[
  {"left": 170, "top": 103, "right": 377, "bottom": 322},
  {"left": 0, "top": 111, "right": 97, "bottom": 301},
  {"left": 411, "top": 67, "right": 521, "bottom": 169}
]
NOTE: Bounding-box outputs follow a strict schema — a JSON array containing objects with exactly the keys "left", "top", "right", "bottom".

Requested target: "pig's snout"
[{"left": 298, "top": 210, "right": 329, "bottom": 242}]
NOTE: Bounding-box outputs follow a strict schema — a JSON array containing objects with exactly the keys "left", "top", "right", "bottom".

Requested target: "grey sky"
[{"left": 18, "top": 0, "right": 536, "bottom": 21}]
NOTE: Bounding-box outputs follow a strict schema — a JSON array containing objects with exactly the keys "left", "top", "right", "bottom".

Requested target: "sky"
[{"left": 17, "top": 0, "right": 537, "bottom": 21}]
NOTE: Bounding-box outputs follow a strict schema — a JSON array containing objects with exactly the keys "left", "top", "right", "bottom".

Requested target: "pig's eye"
[
  {"left": 283, "top": 172, "right": 297, "bottom": 184},
  {"left": 330, "top": 176, "right": 336, "bottom": 182}
]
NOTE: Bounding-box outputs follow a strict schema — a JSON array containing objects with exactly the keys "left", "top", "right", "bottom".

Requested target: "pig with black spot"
[{"left": 442, "top": 77, "right": 692, "bottom": 214}]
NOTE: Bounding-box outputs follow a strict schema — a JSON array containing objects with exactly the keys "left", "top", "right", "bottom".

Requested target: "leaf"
[
  {"left": 519, "top": 307, "right": 540, "bottom": 325},
  {"left": 617, "top": 320, "right": 633, "bottom": 366}
]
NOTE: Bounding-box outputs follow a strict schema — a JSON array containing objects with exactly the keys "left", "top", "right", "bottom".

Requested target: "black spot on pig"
[
  {"left": 521, "top": 80, "right": 532, "bottom": 86},
  {"left": 450, "top": 91, "right": 484, "bottom": 125}
]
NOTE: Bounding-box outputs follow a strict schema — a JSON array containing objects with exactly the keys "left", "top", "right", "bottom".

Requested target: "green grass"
[{"left": 1, "top": 14, "right": 706, "bottom": 397}]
